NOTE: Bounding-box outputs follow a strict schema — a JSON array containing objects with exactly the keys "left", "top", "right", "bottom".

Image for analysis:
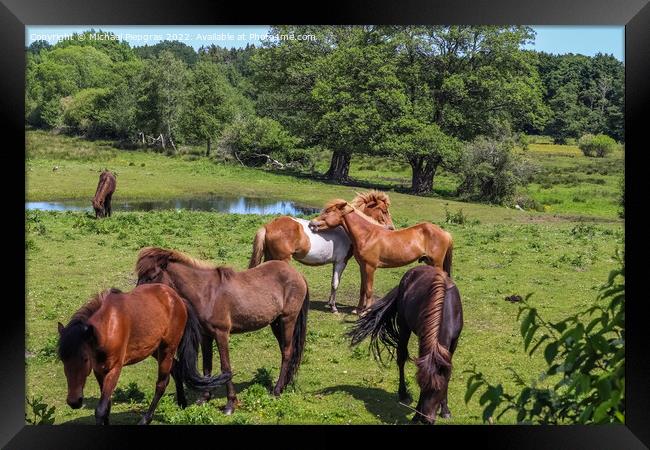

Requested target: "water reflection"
[{"left": 25, "top": 197, "right": 319, "bottom": 216}]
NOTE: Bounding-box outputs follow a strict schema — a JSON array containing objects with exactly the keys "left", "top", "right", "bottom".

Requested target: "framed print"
[{"left": 3, "top": 0, "right": 649, "bottom": 447}]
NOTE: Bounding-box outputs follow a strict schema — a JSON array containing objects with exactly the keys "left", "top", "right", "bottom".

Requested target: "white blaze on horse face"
[{"left": 292, "top": 218, "right": 351, "bottom": 265}]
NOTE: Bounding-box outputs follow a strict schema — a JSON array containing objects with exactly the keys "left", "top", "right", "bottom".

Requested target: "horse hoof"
[
  {"left": 223, "top": 406, "right": 234, "bottom": 415},
  {"left": 441, "top": 413, "right": 451, "bottom": 419},
  {"left": 351, "top": 309, "right": 358, "bottom": 315},
  {"left": 399, "top": 394, "right": 412, "bottom": 405}
]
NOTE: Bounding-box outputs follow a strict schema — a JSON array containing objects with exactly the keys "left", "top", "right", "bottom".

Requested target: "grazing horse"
[
  {"left": 136, "top": 247, "right": 310, "bottom": 414},
  {"left": 248, "top": 191, "right": 395, "bottom": 313},
  {"left": 92, "top": 170, "right": 116, "bottom": 218},
  {"left": 348, "top": 265, "right": 463, "bottom": 424},
  {"left": 57, "top": 284, "right": 231, "bottom": 425},
  {"left": 309, "top": 199, "right": 453, "bottom": 313}
]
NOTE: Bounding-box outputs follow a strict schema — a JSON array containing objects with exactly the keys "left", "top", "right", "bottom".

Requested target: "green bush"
[
  {"left": 465, "top": 255, "right": 624, "bottom": 424},
  {"left": 578, "top": 134, "right": 617, "bottom": 158},
  {"left": 218, "top": 116, "right": 306, "bottom": 168},
  {"left": 26, "top": 396, "right": 56, "bottom": 425},
  {"left": 457, "top": 136, "right": 523, "bottom": 205}
]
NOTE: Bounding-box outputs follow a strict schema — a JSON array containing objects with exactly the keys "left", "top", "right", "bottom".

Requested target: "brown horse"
[
  {"left": 92, "top": 170, "right": 116, "bottom": 218},
  {"left": 248, "top": 191, "right": 394, "bottom": 313},
  {"left": 57, "top": 284, "right": 231, "bottom": 425},
  {"left": 135, "top": 247, "right": 310, "bottom": 414},
  {"left": 348, "top": 265, "right": 463, "bottom": 424},
  {"left": 309, "top": 199, "right": 453, "bottom": 313}
]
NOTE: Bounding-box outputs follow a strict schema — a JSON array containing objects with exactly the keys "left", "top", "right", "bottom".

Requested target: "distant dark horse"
[
  {"left": 92, "top": 170, "right": 116, "bottom": 218},
  {"left": 348, "top": 265, "right": 463, "bottom": 424},
  {"left": 57, "top": 284, "right": 231, "bottom": 425}
]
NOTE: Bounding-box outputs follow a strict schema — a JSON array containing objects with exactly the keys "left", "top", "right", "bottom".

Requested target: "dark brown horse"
[
  {"left": 309, "top": 199, "right": 453, "bottom": 313},
  {"left": 57, "top": 284, "right": 231, "bottom": 425},
  {"left": 92, "top": 170, "right": 116, "bottom": 218},
  {"left": 135, "top": 247, "right": 310, "bottom": 414},
  {"left": 248, "top": 191, "right": 395, "bottom": 313},
  {"left": 348, "top": 265, "right": 463, "bottom": 424}
]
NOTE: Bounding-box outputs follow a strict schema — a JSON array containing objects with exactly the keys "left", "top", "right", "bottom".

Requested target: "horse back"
[
  {"left": 264, "top": 216, "right": 310, "bottom": 260},
  {"left": 87, "top": 283, "right": 186, "bottom": 365}
]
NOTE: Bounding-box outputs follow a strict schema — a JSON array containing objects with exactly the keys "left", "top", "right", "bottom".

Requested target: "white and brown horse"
[{"left": 248, "top": 191, "right": 394, "bottom": 313}]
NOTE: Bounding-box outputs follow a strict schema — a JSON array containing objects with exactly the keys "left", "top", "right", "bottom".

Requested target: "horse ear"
[{"left": 57, "top": 322, "right": 64, "bottom": 335}]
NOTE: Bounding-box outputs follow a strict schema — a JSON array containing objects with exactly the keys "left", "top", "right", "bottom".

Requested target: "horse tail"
[
  {"left": 177, "top": 298, "right": 231, "bottom": 390},
  {"left": 284, "top": 283, "right": 309, "bottom": 386},
  {"left": 443, "top": 237, "right": 453, "bottom": 277},
  {"left": 347, "top": 285, "right": 401, "bottom": 365},
  {"left": 248, "top": 226, "right": 267, "bottom": 268},
  {"left": 415, "top": 269, "right": 452, "bottom": 392}
]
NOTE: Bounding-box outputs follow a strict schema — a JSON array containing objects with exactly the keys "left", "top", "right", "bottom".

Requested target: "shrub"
[
  {"left": 578, "top": 134, "right": 617, "bottom": 158},
  {"left": 26, "top": 396, "right": 56, "bottom": 425},
  {"left": 457, "top": 136, "right": 524, "bottom": 205},
  {"left": 465, "top": 256, "right": 624, "bottom": 424},
  {"left": 218, "top": 116, "right": 307, "bottom": 168}
]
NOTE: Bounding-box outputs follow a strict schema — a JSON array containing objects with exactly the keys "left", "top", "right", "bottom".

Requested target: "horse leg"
[
  {"left": 439, "top": 379, "right": 451, "bottom": 419},
  {"left": 196, "top": 334, "right": 213, "bottom": 405},
  {"left": 106, "top": 194, "right": 112, "bottom": 217},
  {"left": 328, "top": 260, "right": 347, "bottom": 314},
  {"left": 273, "top": 315, "right": 296, "bottom": 396},
  {"left": 95, "top": 366, "right": 121, "bottom": 425},
  {"left": 397, "top": 325, "right": 412, "bottom": 404},
  {"left": 170, "top": 358, "right": 187, "bottom": 408},
  {"left": 362, "top": 265, "right": 376, "bottom": 312},
  {"left": 139, "top": 349, "right": 174, "bottom": 425},
  {"left": 271, "top": 318, "right": 283, "bottom": 351},
  {"left": 353, "top": 265, "right": 368, "bottom": 315},
  {"left": 214, "top": 329, "right": 237, "bottom": 415}
]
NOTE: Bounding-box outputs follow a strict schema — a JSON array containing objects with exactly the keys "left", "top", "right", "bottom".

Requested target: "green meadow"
[{"left": 25, "top": 130, "right": 623, "bottom": 424}]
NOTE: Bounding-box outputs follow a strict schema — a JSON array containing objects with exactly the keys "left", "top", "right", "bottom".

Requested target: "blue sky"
[{"left": 26, "top": 25, "right": 624, "bottom": 61}]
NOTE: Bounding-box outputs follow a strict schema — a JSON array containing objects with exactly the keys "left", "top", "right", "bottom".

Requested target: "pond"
[{"left": 25, "top": 196, "right": 320, "bottom": 216}]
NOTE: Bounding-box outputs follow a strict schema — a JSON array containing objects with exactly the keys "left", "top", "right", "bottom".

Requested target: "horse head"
[
  {"left": 58, "top": 321, "right": 94, "bottom": 408},
  {"left": 135, "top": 247, "right": 173, "bottom": 286},
  {"left": 309, "top": 199, "right": 353, "bottom": 232}
]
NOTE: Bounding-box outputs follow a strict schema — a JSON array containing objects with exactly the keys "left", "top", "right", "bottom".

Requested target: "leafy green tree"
[
  {"left": 181, "top": 60, "right": 243, "bottom": 155},
  {"left": 134, "top": 40, "right": 198, "bottom": 65},
  {"left": 465, "top": 257, "right": 625, "bottom": 424},
  {"left": 536, "top": 52, "right": 624, "bottom": 142},
  {"left": 311, "top": 27, "right": 407, "bottom": 181},
  {"left": 382, "top": 117, "right": 462, "bottom": 194},
  {"left": 54, "top": 30, "right": 136, "bottom": 63},
  {"left": 135, "top": 51, "right": 189, "bottom": 151},
  {"left": 250, "top": 26, "right": 336, "bottom": 143}
]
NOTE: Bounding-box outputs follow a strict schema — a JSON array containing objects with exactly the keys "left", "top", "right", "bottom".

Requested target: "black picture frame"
[{"left": 5, "top": 0, "right": 649, "bottom": 448}]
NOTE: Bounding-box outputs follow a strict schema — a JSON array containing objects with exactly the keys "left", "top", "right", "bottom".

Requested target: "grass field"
[{"left": 25, "top": 130, "right": 624, "bottom": 425}]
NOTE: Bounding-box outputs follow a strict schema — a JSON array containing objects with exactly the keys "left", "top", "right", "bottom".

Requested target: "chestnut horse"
[
  {"left": 309, "top": 199, "right": 453, "bottom": 313},
  {"left": 136, "top": 247, "right": 309, "bottom": 414},
  {"left": 92, "top": 170, "right": 116, "bottom": 218},
  {"left": 348, "top": 265, "right": 463, "bottom": 424},
  {"left": 57, "top": 284, "right": 231, "bottom": 425},
  {"left": 248, "top": 191, "right": 395, "bottom": 313}
]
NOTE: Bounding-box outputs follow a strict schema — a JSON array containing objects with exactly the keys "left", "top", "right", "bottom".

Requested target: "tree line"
[{"left": 26, "top": 26, "right": 624, "bottom": 199}]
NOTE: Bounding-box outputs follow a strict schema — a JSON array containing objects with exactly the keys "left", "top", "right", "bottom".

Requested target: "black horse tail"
[
  {"left": 177, "top": 299, "right": 231, "bottom": 390},
  {"left": 284, "top": 285, "right": 309, "bottom": 386},
  {"left": 415, "top": 269, "right": 452, "bottom": 392},
  {"left": 347, "top": 285, "right": 402, "bottom": 365},
  {"left": 443, "top": 237, "right": 453, "bottom": 277}
]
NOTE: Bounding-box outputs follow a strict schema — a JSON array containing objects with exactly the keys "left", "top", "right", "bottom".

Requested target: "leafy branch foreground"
[{"left": 465, "top": 253, "right": 624, "bottom": 424}]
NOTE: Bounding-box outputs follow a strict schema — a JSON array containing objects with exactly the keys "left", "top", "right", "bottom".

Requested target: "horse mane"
[
  {"left": 350, "top": 190, "right": 391, "bottom": 208},
  {"left": 136, "top": 247, "right": 236, "bottom": 280},
  {"left": 321, "top": 199, "right": 385, "bottom": 227},
  {"left": 58, "top": 288, "right": 121, "bottom": 360},
  {"left": 415, "top": 269, "right": 452, "bottom": 392}
]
